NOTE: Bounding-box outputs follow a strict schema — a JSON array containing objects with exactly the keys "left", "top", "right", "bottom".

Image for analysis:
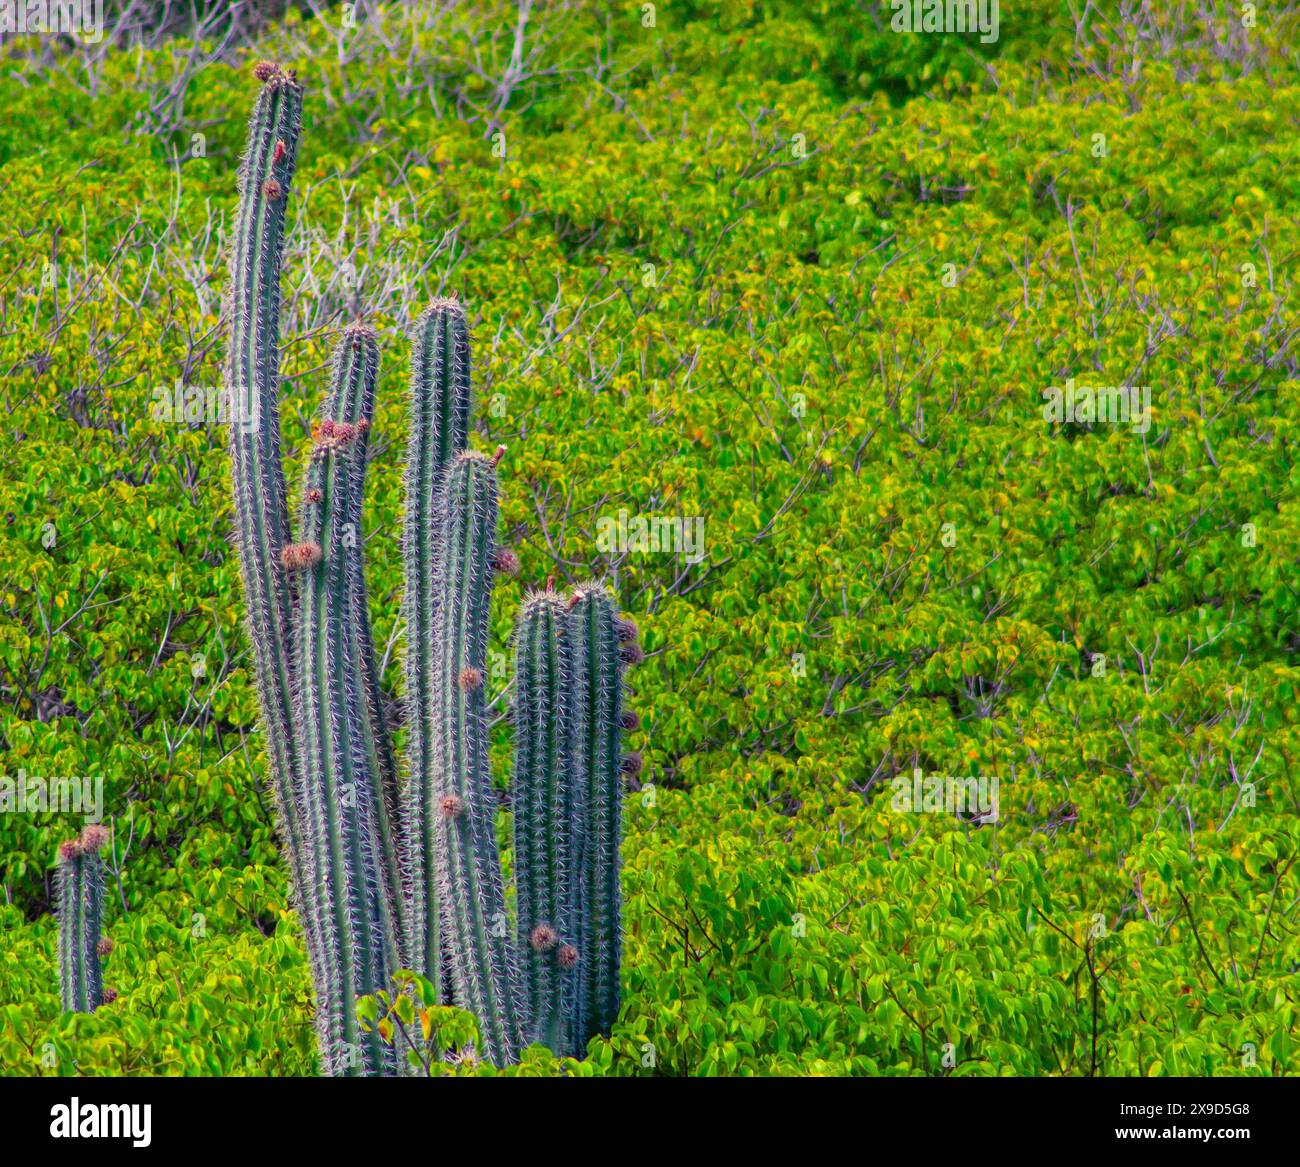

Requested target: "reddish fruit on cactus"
[
  {"left": 620, "top": 752, "right": 643, "bottom": 778},
  {"left": 273, "top": 139, "right": 287, "bottom": 164},
  {"left": 280, "top": 542, "right": 323, "bottom": 571},
  {"left": 439, "top": 794, "right": 465, "bottom": 820},
  {"left": 529, "top": 924, "right": 558, "bottom": 952},
  {"left": 492, "top": 549, "right": 520, "bottom": 578},
  {"left": 80, "top": 824, "right": 109, "bottom": 852}
]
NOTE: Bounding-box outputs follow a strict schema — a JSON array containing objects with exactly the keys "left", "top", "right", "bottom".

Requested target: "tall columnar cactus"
[
  {"left": 57, "top": 825, "right": 109, "bottom": 1014},
  {"left": 223, "top": 64, "right": 640, "bottom": 1075}
]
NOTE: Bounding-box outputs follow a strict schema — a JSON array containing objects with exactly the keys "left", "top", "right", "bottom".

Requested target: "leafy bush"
[{"left": 0, "top": 0, "right": 1297, "bottom": 1076}]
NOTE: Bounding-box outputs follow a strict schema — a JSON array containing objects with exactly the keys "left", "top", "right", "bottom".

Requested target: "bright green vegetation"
[{"left": 0, "top": 2, "right": 1297, "bottom": 1076}]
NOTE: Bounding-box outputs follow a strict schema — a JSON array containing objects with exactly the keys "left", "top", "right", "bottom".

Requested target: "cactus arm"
[
  {"left": 293, "top": 334, "right": 401, "bottom": 1076},
  {"left": 512, "top": 590, "right": 575, "bottom": 1052},
  {"left": 565, "top": 585, "right": 626, "bottom": 1054},
  {"left": 400, "top": 300, "right": 473, "bottom": 995},
  {"left": 429, "top": 451, "right": 524, "bottom": 1065},
  {"left": 223, "top": 67, "right": 319, "bottom": 968},
  {"left": 312, "top": 327, "right": 404, "bottom": 943}
]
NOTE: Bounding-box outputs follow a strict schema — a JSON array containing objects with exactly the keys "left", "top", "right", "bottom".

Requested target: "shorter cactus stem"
[
  {"left": 430, "top": 451, "right": 525, "bottom": 1065},
  {"left": 57, "top": 827, "right": 108, "bottom": 1013},
  {"left": 565, "top": 585, "right": 627, "bottom": 1055},
  {"left": 513, "top": 589, "right": 575, "bottom": 1053}
]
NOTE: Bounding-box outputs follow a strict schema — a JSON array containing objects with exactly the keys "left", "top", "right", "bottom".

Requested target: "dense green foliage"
[{"left": 1, "top": 1, "right": 1298, "bottom": 1076}]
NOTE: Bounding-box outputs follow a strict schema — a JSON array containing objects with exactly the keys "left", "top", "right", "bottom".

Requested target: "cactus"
[
  {"left": 401, "top": 301, "right": 473, "bottom": 999},
  {"left": 57, "top": 825, "right": 109, "bottom": 1013},
  {"left": 221, "top": 64, "right": 640, "bottom": 1075},
  {"left": 293, "top": 327, "right": 401, "bottom": 1075},
  {"left": 565, "top": 586, "right": 629, "bottom": 1055},
  {"left": 513, "top": 589, "right": 576, "bottom": 1053}
]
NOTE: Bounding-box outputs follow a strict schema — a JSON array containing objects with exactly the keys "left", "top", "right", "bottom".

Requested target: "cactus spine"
[
  {"left": 57, "top": 826, "right": 109, "bottom": 1013},
  {"left": 222, "top": 66, "right": 639, "bottom": 1075},
  {"left": 513, "top": 590, "right": 576, "bottom": 1052}
]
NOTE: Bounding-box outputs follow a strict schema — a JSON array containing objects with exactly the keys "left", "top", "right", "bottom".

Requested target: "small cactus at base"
[{"left": 57, "top": 825, "right": 109, "bottom": 1013}]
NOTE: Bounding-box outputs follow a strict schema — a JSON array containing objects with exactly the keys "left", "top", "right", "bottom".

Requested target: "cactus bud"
[
  {"left": 556, "top": 945, "right": 579, "bottom": 970},
  {"left": 439, "top": 794, "right": 465, "bottom": 820},
  {"left": 620, "top": 752, "right": 643, "bottom": 778},
  {"left": 263, "top": 178, "right": 283, "bottom": 201},
  {"left": 80, "top": 824, "right": 109, "bottom": 852},
  {"left": 619, "top": 709, "right": 640, "bottom": 732},
  {"left": 458, "top": 666, "right": 483, "bottom": 692},
  {"left": 529, "top": 924, "right": 558, "bottom": 952},
  {"left": 101, "top": 987, "right": 118, "bottom": 1004},
  {"left": 58, "top": 839, "right": 82, "bottom": 863},
  {"left": 619, "top": 640, "right": 644, "bottom": 667},
  {"left": 280, "top": 542, "right": 323, "bottom": 571},
  {"left": 97, "top": 937, "right": 114, "bottom": 957},
  {"left": 253, "top": 61, "right": 281, "bottom": 82},
  {"left": 615, "top": 617, "right": 638, "bottom": 643},
  {"left": 492, "top": 549, "right": 520, "bottom": 578},
  {"left": 304, "top": 487, "right": 323, "bottom": 504}
]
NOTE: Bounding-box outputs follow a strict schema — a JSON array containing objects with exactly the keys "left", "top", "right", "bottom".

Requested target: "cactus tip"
[
  {"left": 58, "top": 839, "right": 82, "bottom": 863},
  {"left": 80, "top": 824, "right": 109, "bottom": 852}
]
